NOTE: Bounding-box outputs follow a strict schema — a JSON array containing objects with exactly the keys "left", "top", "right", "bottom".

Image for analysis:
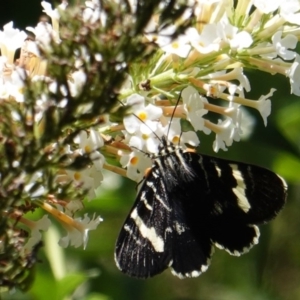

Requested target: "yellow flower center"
[
  {"left": 74, "top": 172, "right": 81, "bottom": 181},
  {"left": 172, "top": 136, "right": 180, "bottom": 144},
  {"left": 172, "top": 41, "right": 179, "bottom": 49},
  {"left": 137, "top": 111, "right": 147, "bottom": 121},
  {"left": 130, "top": 156, "right": 139, "bottom": 165},
  {"left": 84, "top": 145, "right": 91, "bottom": 153}
]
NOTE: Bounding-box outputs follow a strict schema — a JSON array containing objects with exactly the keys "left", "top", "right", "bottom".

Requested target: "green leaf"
[
  {"left": 56, "top": 273, "right": 87, "bottom": 300},
  {"left": 273, "top": 152, "right": 300, "bottom": 182},
  {"left": 28, "top": 267, "right": 56, "bottom": 300},
  {"left": 276, "top": 101, "right": 300, "bottom": 150},
  {"left": 180, "top": 118, "right": 193, "bottom": 132},
  {"left": 85, "top": 293, "right": 113, "bottom": 300}
]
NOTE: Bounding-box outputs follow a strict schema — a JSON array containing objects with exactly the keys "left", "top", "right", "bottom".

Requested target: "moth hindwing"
[{"left": 115, "top": 136, "right": 287, "bottom": 279}]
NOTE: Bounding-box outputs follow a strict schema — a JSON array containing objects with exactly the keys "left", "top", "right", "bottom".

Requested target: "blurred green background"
[{"left": 1, "top": 2, "right": 300, "bottom": 300}]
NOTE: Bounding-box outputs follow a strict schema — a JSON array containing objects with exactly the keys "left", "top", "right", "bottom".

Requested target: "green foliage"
[
  {"left": 56, "top": 273, "right": 87, "bottom": 300},
  {"left": 275, "top": 101, "right": 300, "bottom": 182}
]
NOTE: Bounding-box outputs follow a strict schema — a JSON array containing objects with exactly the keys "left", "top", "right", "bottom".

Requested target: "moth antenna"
[
  {"left": 178, "top": 131, "right": 183, "bottom": 145},
  {"left": 133, "top": 113, "right": 162, "bottom": 142},
  {"left": 131, "top": 145, "right": 150, "bottom": 157},
  {"left": 166, "top": 91, "right": 183, "bottom": 140},
  {"left": 119, "top": 91, "right": 182, "bottom": 147}
]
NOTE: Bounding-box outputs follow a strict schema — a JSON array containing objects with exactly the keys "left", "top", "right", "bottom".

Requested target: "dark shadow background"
[{"left": 0, "top": 0, "right": 48, "bottom": 29}]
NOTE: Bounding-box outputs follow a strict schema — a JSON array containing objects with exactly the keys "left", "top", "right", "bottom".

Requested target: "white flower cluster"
[
  {"left": 0, "top": 2, "right": 105, "bottom": 197},
  {"left": 0, "top": 1, "right": 105, "bottom": 250},
  {"left": 119, "top": 0, "right": 300, "bottom": 180}
]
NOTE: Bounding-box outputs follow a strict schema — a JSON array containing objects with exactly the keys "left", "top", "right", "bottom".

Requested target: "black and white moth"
[{"left": 115, "top": 136, "right": 287, "bottom": 279}]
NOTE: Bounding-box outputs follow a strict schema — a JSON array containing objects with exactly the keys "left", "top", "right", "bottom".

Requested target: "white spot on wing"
[
  {"left": 215, "top": 165, "right": 222, "bottom": 177},
  {"left": 154, "top": 193, "right": 172, "bottom": 211},
  {"left": 277, "top": 174, "right": 288, "bottom": 190},
  {"left": 165, "top": 227, "right": 172, "bottom": 233},
  {"left": 174, "top": 222, "right": 186, "bottom": 235},
  {"left": 152, "top": 169, "right": 159, "bottom": 178},
  {"left": 176, "top": 150, "right": 195, "bottom": 178},
  {"left": 170, "top": 270, "right": 184, "bottom": 279},
  {"left": 230, "top": 164, "right": 251, "bottom": 213},
  {"left": 252, "top": 225, "right": 260, "bottom": 245},
  {"left": 170, "top": 267, "right": 207, "bottom": 279},
  {"left": 169, "top": 249, "right": 211, "bottom": 279},
  {"left": 201, "top": 264, "right": 209, "bottom": 272},
  {"left": 140, "top": 192, "right": 153, "bottom": 211},
  {"left": 130, "top": 208, "right": 164, "bottom": 252},
  {"left": 114, "top": 252, "right": 121, "bottom": 269},
  {"left": 190, "top": 270, "right": 201, "bottom": 277},
  {"left": 232, "top": 186, "right": 251, "bottom": 212},
  {"left": 146, "top": 181, "right": 156, "bottom": 191},
  {"left": 124, "top": 224, "right": 142, "bottom": 245},
  {"left": 214, "top": 242, "right": 224, "bottom": 250}
]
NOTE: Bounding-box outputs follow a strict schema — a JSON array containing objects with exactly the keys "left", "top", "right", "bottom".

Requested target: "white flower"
[
  {"left": 225, "top": 102, "right": 242, "bottom": 126},
  {"left": 66, "top": 165, "right": 103, "bottom": 200},
  {"left": 41, "top": 0, "right": 67, "bottom": 19},
  {"left": 123, "top": 94, "right": 163, "bottom": 152},
  {"left": 83, "top": 0, "right": 102, "bottom": 24},
  {"left": 181, "top": 86, "right": 210, "bottom": 134},
  {"left": 59, "top": 213, "right": 103, "bottom": 249},
  {"left": 0, "top": 67, "right": 26, "bottom": 102},
  {"left": 254, "top": 0, "right": 283, "bottom": 14},
  {"left": 124, "top": 103, "right": 161, "bottom": 134},
  {"left": 65, "top": 200, "right": 84, "bottom": 215},
  {"left": 272, "top": 31, "right": 297, "bottom": 60},
  {"left": 41, "top": 0, "right": 67, "bottom": 38},
  {"left": 256, "top": 92, "right": 272, "bottom": 126},
  {"left": 202, "top": 68, "right": 251, "bottom": 93},
  {"left": 231, "top": 89, "right": 275, "bottom": 126},
  {"left": 74, "top": 129, "right": 105, "bottom": 170},
  {"left": 120, "top": 150, "right": 152, "bottom": 182},
  {"left": 68, "top": 70, "right": 87, "bottom": 97},
  {"left": 24, "top": 171, "right": 45, "bottom": 198},
  {"left": 217, "top": 16, "right": 253, "bottom": 50},
  {"left": 287, "top": 61, "right": 300, "bottom": 96},
  {"left": 124, "top": 94, "right": 161, "bottom": 131},
  {"left": 24, "top": 215, "right": 51, "bottom": 251},
  {"left": 279, "top": 0, "right": 300, "bottom": 24},
  {"left": 160, "top": 117, "right": 200, "bottom": 147},
  {"left": 34, "top": 90, "right": 56, "bottom": 122},
  {"left": 41, "top": 1, "right": 60, "bottom": 20},
  {"left": 213, "top": 119, "right": 234, "bottom": 152},
  {"left": 187, "top": 26, "right": 220, "bottom": 54},
  {"left": 145, "top": 23, "right": 175, "bottom": 48},
  {"left": 0, "top": 22, "right": 27, "bottom": 63},
  {"left": 57, "top": 130, "right": 105, "bottom": 200},
  {"left": 126, "top": 124, "right": 161, "bottom": 153},
  {"left": 229, "top": 31, "right": 253, "bottom": 50},
  {"left": 160, "top": 33, "right": 191, "bottom": 58},
  {"left": 26, "top": 22, "right": 54, "bottom": 47},
  {"left": 74, "top": 129, "right": 104, "bottom": 152}
]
